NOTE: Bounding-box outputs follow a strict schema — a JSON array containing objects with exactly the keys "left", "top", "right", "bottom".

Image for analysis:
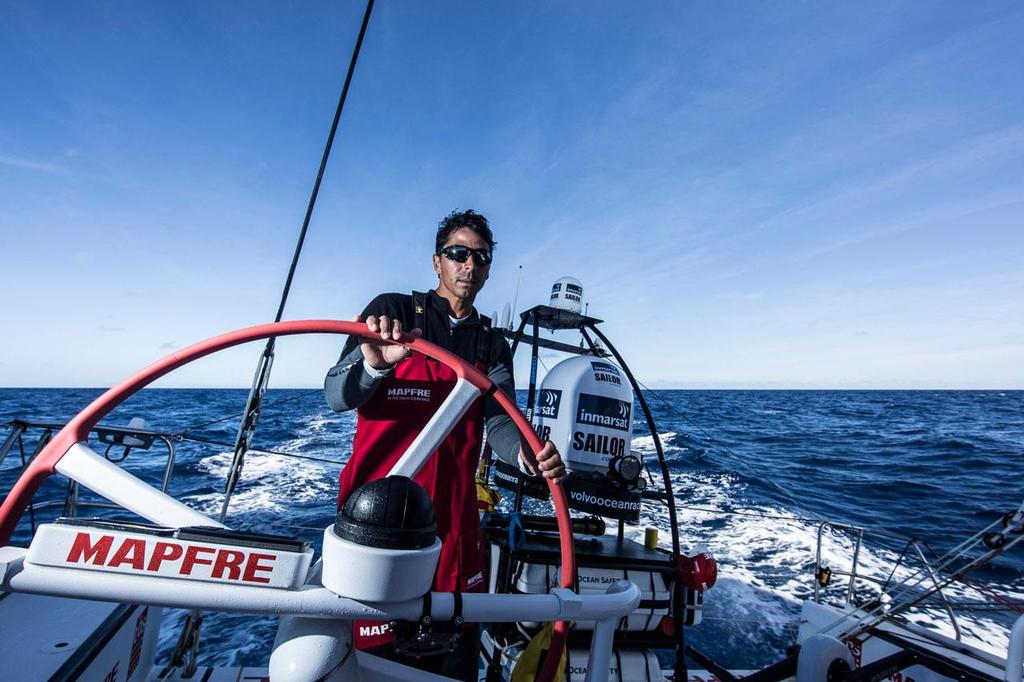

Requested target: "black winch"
[{"left": 335, "top": 475, "right": 437, "bottom": 550}]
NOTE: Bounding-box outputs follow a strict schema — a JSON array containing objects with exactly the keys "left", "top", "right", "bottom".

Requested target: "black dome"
[{"left": 335, "top": 476, "right": 437, "bottom": 550}]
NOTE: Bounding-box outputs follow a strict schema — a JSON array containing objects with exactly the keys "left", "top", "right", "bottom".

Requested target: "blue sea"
[{"left": 2, "top": 388, "right": 1022, "bottom": 671}]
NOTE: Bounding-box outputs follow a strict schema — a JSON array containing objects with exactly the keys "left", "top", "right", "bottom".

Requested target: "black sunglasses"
[{"left": 438, "top": 244, "right": 493, "bottom": 265}]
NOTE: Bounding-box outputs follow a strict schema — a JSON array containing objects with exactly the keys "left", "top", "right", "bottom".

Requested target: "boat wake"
[{"left": 632, "top": 430, "right": 1022, "bottom": 665}]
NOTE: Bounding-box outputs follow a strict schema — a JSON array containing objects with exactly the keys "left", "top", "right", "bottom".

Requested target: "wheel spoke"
[
  {"left": 55, "top": 443, "right": 222, "bottom": 529},
  {"left": 388, "top": 378, "right": 482, "bottom": 479}
]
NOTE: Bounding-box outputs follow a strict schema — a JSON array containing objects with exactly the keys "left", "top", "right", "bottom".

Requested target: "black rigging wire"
[
  {"left": 164, "top": 7, "right": 376, "bottom": 669},
  {"left": 17, "top": 433, "right": 36, "bottom": 533},
  {"left": 679, "top": 503, "right": 822, "bottom": 525},
  {"left": 273, "top": 0, "right": 375, "bottom": 324},
  {"left": 178, "top": 434, "right": 345, "bottom": 467},
  {"left": 219, "top": 0, "right": 375, "bottom": 524},
  {"left": 634, "top": 378, "right": 1024, "bottom": 629},
  {"left": 176, "top": 389, "right": 322, "bottom": 436},
  {"left": 631, "top": 376, "right": 817, "bottom": 519}
]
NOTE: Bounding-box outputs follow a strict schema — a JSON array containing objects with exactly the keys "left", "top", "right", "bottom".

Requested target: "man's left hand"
[{"left": 522, "top": 440, "right": 567, "bottom": 484}]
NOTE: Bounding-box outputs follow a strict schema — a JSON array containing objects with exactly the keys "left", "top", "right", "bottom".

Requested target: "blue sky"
[{"left": 2, "top": 2, "right": 1022, "bottom": 388}]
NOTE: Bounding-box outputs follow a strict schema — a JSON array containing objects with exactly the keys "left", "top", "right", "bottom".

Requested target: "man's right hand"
[{"left": 355, "top": 314, "right": 421, "bottom": 370}]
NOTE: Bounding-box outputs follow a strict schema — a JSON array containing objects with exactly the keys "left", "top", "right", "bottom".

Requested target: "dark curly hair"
[{"left": 435, "top": 209, "right": 496, "bottom": 253}]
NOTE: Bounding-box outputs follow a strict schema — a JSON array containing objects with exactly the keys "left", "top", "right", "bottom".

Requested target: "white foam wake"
[{"left": 626, "top": 432, "right": 1020, "bottom": 662}]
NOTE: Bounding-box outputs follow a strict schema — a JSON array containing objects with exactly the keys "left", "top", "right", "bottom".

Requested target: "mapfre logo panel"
[
  {"left": 386, "top": 386, "right": 431, "bottom": 402},
  {"left": 26, "top": 524, "right": 310, "bottom": 589}
]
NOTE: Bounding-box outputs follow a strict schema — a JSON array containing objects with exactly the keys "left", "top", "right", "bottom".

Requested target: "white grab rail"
[{"left": 1007, "top": 613, "right": 1024, "bottom": 682}]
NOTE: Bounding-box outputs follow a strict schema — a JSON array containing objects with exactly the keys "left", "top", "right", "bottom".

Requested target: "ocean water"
[{"left": 1, "top": 387, "right": 1022, "bottom": 671}]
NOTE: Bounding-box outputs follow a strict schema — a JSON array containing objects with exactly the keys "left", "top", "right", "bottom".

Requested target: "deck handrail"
[
  {"left": 1007, "top": 613, "right": 1024, "bottom": 682},
  {"left": 814, "top": 520, "right": 963, "bottom": 639}
]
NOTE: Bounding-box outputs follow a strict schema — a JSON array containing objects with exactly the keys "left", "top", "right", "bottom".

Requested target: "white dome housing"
[
  {"left": 533, "top": 355, "right": 633, "bottom": 474},
  {"left": 549, "top": 276, "right": 584, "bottom": 314}
]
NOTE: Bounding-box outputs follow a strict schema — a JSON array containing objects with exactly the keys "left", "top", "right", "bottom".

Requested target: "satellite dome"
[{"left": 550, "top": 276, "right": 584, "bottom": 314}]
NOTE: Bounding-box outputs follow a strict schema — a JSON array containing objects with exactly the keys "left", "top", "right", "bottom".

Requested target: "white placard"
[{"left": 26, "top": 523, "right": 312, "bottom": 590}]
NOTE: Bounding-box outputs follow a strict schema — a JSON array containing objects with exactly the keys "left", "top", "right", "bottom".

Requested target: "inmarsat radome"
[
  {"left": 533, "top": 356, "right": 638, "bottom": 481},
  {"left": 549, "top": 276, "right": 583, "bottom": 314},
  {"left": 535, "top": 278, "right": 644, "bottom": 492}
]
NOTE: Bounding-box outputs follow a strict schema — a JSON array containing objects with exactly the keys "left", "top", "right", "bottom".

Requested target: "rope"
[
  {"left": 937, "top": 533, "right": 1024, "bottom": 616},
  {"left": 632, "top": 380, "right": 816, "bottom": 518},
  {"left": 174, "top": 434, "right": 345, "bottom": 466},
  {"left": 959, "top": 575, "right": 1024, "bottom": 614},
  {"left": 219, "top": 0, "right": 375, "bottom": 523},
  {"left": 17, "top": 433, "right": 36, "bottom": 533},
  {"left": 633, "top": 381, "right": 1024, "bottom": 633},
  {"left": 812, "top": 514, "right": 1024, "bottom": 640},
  {"left": 272, "top": 0, "right": 374, "bottom": 324},
  {"left": 676, "top": 502, "right": 1022, "bottom": 629},
  {"left": 245, "top": 448, "right": 344, "bottom": 467},
  {"left": 161, "top": 7, "right": 375, "bottom": 661},
  {"left": 878, "top": 542, "right": 914, "bottom": 594},
  {"left": 676, "top": 503, "right": 824, "bottom": 525},
  {"left": 260, "top": 519, "right": 337, "bottom": 534},
  {"left": 175, "top": 389, "right": 323, "bottom": 436}
]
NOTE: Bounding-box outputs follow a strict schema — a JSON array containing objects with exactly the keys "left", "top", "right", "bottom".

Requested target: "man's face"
[{"left": 433, "top": 227, "right": 491, "bottom": 303}]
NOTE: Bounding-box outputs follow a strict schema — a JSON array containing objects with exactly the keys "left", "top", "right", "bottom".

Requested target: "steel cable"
[
  {"left": 175, "top": 389, "right": 323, "bottom": 436},
  {"left": 631, "top": 379, "right": 817, "bottom": 519}
]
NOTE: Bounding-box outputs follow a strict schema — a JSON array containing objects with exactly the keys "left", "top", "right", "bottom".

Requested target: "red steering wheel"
[{"left": 0, "top": 320, "right": 573, "bottom": 681}]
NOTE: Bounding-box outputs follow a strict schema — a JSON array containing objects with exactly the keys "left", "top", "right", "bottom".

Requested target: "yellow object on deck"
[
  {"left": 510, "top": 622, "right": 568, "bottom": 682},
  {"left": 645, "top": 527, "right": 659, "bottom": 550},
  {"left": 476, "top": 481, "right": 502, "bottom": 512}
]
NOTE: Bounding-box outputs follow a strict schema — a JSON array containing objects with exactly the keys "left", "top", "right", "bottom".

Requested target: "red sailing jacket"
[{"left": 336, "top": 291, "right": 502, "bottom": 648}]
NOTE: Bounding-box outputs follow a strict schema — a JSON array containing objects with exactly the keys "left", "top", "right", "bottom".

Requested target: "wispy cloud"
[
  {"left": 0, "top": 152, "right": 113, "bottom": 184},
  {"left": 0, "top": 154, "right": 70, "bottom": 175},
  {"left": 4, "top": 3, "right": 1022, "bottom": 388},
  {"left": 717, "top": 291, "right": 765, "bottom": 302},
  {"left": 782, "top": 185, "right": 1024, "bottom": 267}
]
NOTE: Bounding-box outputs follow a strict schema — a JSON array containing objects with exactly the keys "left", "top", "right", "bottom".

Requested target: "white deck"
[
  {"left": 799, "top": 600, "right": 1006, "bottom": 682},
  {"left": 153, "top": 667, "right": 269, "bottom": 681},
  {"left": 0, "top": 592, "right": 122, "bottom": 680}
]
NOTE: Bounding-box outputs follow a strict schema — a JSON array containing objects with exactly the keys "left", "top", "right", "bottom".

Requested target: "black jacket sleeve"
[{"left": 323, "top": 293, "right": 410, "bottom": 412}]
